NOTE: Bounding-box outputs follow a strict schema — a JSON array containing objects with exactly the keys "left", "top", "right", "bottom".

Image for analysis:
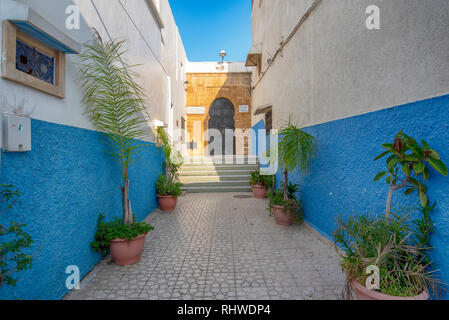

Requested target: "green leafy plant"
[
  {"left": 249, "top": 171, "right": 273, "bottom": 189},
  {"left": 0, "top": 184, "right": 33, "bottom": 287},
  {"left": 278, "top": 118, "right": 316, "bottom": 201},
  {"left": 90, "top": 214, "right": 154, "bottom": 255},
  {"left": 374, "top": 131, "right": 447, "bottom": 218},
  {"left": 156, "top": 174, "right": 183, "bottom": 197},
  {"left": 157, "top": 126, "right": 183, "bottom": 182},
  {"left": 267, "top": 183, "right": 303, "bottom": 223},
  {"left": 79, "top": 37, "right": 149, "bottom": 225},
  {"left": 333, "top": 206, "right": 442, "bottom": 298}
]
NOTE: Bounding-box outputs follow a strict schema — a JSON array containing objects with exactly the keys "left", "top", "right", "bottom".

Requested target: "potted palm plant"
[
  {"left": 270, "top": 118, "right": 316, "bottom": 226},
  {"left": 249, "top": 171, "right": 273, "bottom": 199},
  {"left": 334, "top": 131, "right": 447, "bottom": 300},
  {"left": 156, "top": 127, "right": 183, "bottom": 211},
  {"left": 79, "top": 36, "right": 154, "bottom": 266}
]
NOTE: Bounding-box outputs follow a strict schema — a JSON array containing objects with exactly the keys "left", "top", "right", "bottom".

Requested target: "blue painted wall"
[
  {"left": 0, "top": 119, "right": 164, "bottom": 300},
  {"left": 251, "top": 119, "right": 265, "bottom": 157},
  {"left": 276, "top": 94, "right": 449, "bottom": 299}
]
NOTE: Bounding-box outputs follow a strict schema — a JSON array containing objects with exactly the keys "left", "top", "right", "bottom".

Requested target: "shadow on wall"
[
  {"left": 0, "top": 120, "right": 164, "bottom": 300},
  {"left": 277, "top": 94, "right": 449, "bottom": 299}
]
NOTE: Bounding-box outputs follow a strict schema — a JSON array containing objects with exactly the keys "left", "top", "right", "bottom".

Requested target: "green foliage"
[
  {"left": 79, "top": 39, "right": 147, "bottom": 173},
  {"left": 156, "top": 175, "right": 183, "bottom": 197},
  {"left": 374, "top": 131, "right": 447, "bottom": 207},
  {"left": 157, "top": 127, "right": 183, "bottom": 181},
  {"left": 267, "top": 183, "right": 303, "bottom": 223},
  {"left": 333, "top": 205, "right": 442, "bottom": 298},
  {"left": 249, "top": 171, "right": 273, "bottom": 189},
  {"left": 278, "top": 119, "right": 317, "bottom": 174},
  {"left": 277, "top": 117, "right": 317, "bottom": 201},
  {"left": 90, "top": 214, "right": 154, "bottom": 255},
  {"left": 0, "top": 184, "right": 33, "bottom": 288},
  {"left": 78, "top": 38, "right": 148, "bottom": 225}
]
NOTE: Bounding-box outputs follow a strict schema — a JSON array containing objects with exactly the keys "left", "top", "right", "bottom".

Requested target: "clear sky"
[{"left": 169, "top": 0, "right": 252, "bottom": 62}]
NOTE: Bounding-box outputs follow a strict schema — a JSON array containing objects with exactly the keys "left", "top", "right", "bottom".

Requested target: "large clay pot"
[
  {"left": 252, "top": 185, "right": 268, "bottom": 199},
  {"left": 157, "top": 194, "right": 178, "bottom": 211},
  {"left": 272, "top": 205, "right": 295, "bottom": 226},
  {"left": 109, "top": 234, "right": 146, "bottom": 266},
  {"left": 351, "top": 280, "right": 429, "bottom": 300}
]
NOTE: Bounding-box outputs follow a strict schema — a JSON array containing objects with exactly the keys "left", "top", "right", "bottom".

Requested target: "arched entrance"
[{"left": 208, "top": 97, "right": 235, "bottom": 156}]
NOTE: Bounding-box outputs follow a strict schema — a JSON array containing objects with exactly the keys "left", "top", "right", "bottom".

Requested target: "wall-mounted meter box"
[{"left": 2, "top": 115, "right": 31, "bottom": 152}]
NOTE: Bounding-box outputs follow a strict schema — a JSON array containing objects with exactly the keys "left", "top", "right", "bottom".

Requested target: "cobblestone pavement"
[{"left": 65, "top": 193, "right": 345, "bottom": 300}]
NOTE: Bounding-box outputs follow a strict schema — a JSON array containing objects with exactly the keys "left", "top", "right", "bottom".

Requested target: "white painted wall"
[
  {"left": 0, "top": 0, "right": 187, "bottom": 141},
  {"left": 187, "top": 61, "right": 252, "bottom": 74},
  {"left": 250, "top": 0, "right": 449, "bottom": 128}
]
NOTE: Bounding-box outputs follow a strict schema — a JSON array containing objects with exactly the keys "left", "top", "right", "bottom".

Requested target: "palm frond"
[
  {"left": 278, "top": 118, "right": 316, "bottom": 173},
  {"left": 78, "top": 39, "right": 148, "bottom": 178}
]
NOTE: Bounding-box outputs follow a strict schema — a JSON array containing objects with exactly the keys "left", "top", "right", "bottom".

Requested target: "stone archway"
[{"left": 208, "top": 97, "right": 236, "bottom": 156}]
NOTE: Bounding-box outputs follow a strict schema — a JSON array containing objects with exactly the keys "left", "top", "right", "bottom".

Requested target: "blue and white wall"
[
  {"left": 0, "top": 0, "right": 186, "bottom": 300},
  {"left": 250, "top": 0, "right": 449, "bottom": 298}
]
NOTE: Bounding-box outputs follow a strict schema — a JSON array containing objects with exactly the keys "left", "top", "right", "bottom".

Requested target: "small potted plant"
[
  {"left": 268, "top": 183, "right": 303, "bottom": 226},
  {"left": 249, "top": 171, "right": 273, "bottom": 199},
  {"left": 156, "top": 127, "right": 183, "bottom": 211},
  {"left": 270, "top": 118, "right": 316, "bottom": 226},
  {"left": 156, "top": 174, "right": 183, "bottom": 211},
  {"left": 79, "top": 38, "right": 154, "bottom": 266},
  {"left": 91, "top": 214, "right": 154, "bottom": 266},
  {"left": 334, "top": 131, "right": 447, "bottom": 300}
]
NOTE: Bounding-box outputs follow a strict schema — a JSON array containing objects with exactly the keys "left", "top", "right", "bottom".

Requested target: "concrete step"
[
  {"left": 180, "top": 175, "right": 250, "bottom": 183},
  {"left": 179, "top": 169, "right": 254, "bottom": 177},
  {"left": 183, "top": 180, "right": 250, "bottom": 188},
  {"left": 182, "top": 186, "right": 253, "bottom": 193},
  {"left": 183, "top": 156, "right": 258, "bottom": 165},
  {"left": 180, "top": 164, "right": 259, "bottom": 171}
]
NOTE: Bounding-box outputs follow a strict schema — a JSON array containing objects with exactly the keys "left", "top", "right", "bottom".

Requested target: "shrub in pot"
[
  {"left": 333, "top": 131, "right": 447, "bottom": 300},
  {"left": 268, "top": 183, "right": 303, "bottom": 226},
  {"left": 249, "top": 171, "right": 273, "bottom": 199},
  {"left": 270, "top": 118, "right": 316, "bottom": 225},
  {"left": 91, "top": 215, "right": 154, "bottom": 266},
  {"left": 156, "top": 174, "right": 183, "bottom": 211},
  {"left": 79, "top": 37, "right": 154, "bottom": 266}
]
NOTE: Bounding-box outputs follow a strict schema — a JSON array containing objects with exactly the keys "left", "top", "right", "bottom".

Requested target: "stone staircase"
[{"left": 180, "top": 156, "right": 259, "bottom": 193}]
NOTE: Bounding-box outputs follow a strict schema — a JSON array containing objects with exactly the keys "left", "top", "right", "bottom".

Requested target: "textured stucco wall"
[
  {"left": 186, "top": 72, "right": 252, "bottom": 156},
  {"left": 250, "top": 0, "right": 449, "bottom": 128},
  {"left": 0, "top": 119, "right": 164, "bottom": 300},
  {"left": 274, "top": 95, "right": 449, "bottom": 299},
  {"left": 0, "top": 0, "right": 187, "bottom": 137}
]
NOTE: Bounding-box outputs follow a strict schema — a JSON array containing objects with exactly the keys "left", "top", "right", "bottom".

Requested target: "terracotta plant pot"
[
  {"left": 252, "top": 185, "right": 268, "bottom": 199},
  {"left": 157, "top": 194, "right": 178, "bottom": 211},
  {"left": 109, "top": 233, "right": 146, "bottom": 266},
  {"left": 272, "top": 205, "right": 295, "bottom": 226},
  {"left": 351, "top": 280, "right": 429, "bottom": 300}
]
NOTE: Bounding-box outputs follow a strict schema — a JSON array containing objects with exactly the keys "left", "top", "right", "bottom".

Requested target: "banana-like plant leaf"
[
  {"left": 374, "top": 151, "right": 390, "bottom": 161},
  {"left": 421, "top": 140, "right": 431, "bottom": 151},
  {"left": 413, "top": 162, "right": 425, "bottom": 175},
  {"left": 402, "top": 163, "right": 411, "bottom": 176},
  {"left": 428, "top": 150, "right": 441, "bottom": 160},
  {"left": 374, "top": 171, "right": 388, "bottom": 182},
  {"left": 427, "top": 159, "right": 448, "bottom": 177},
  {"left": 408, "top": 144, "right": 424, "bottom": 158},
  {"left": 419, "top": 189, "right": 428, "bottom": 207},
  {"left": 423, "top": 167, "right": 430, "bottom": 180}
]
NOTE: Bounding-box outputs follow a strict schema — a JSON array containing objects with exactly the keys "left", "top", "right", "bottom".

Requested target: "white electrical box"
[{"left": 2, "top": 115, "right": 31, "bottom": 152}]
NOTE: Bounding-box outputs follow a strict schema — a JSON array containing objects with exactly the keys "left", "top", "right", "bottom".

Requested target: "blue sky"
[{"left": 169, "top": 0, "right": 252, "bottom": 62}]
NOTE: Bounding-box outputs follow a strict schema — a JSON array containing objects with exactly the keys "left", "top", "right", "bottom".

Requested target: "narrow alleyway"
[{"left": 65, "top": 193, "right": 345, "bottom": 300}]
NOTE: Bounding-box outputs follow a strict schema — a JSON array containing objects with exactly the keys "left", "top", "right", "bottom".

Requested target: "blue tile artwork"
[{"left": 15, "top": 40, "right": 55, "bottom": 85}]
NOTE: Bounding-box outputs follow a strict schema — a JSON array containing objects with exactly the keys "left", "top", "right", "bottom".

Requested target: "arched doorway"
[{"left": 208, "top": 97, "right": 235, "bottom": 156}]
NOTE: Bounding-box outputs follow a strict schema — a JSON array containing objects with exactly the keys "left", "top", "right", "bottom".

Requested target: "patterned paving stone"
[{"left": 65, "top": 193, "right": 345, "bottom": 300}]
